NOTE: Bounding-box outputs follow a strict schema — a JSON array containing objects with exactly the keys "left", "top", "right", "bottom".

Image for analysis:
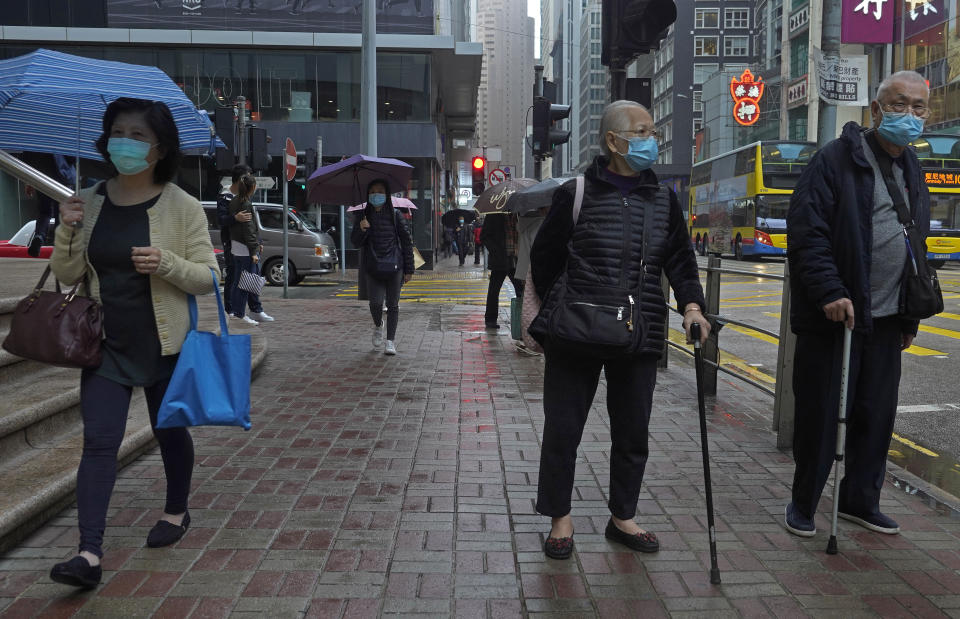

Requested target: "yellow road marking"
[
  {"left": 725, "top": 324, "right": 779, "bottom": 345},
  {"left": 891, "top": 433, "right": 939, "bottom": 458},
  {"left": 720, "top": 292, "right": 783, "bottom": 302},
  {"left": 935, "top": 312, "right": 960, "bottom": 321},
  {"left": 666, "top": 329, "right": 776, "bottom": 384},
  {"left": 764, "top": 312, "right": 782, "bottom": 318},
  {"left": 918, "top": 324, "right": 960, "bottom": 341},
  {"left": 904, "top": 343, "right": 947, "bottom": 356}
]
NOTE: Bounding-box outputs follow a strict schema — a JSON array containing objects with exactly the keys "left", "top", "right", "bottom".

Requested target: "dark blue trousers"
[
  {"left": 790, "top": 316, "right": 903, "bottom": 519},
  {"left": 77, "top": 371, "right": 194, "bottom": 557},
  {"left": 224, "top": 249, "right": 262, "bottom": 315}
]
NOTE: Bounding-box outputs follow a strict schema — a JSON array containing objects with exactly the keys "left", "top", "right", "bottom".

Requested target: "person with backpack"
[
  {"left": 351, "top": 179, "right": 415, "bottom": 355},
  {"left": 528, "top": 100, "right": 710, "bottom": 560}
]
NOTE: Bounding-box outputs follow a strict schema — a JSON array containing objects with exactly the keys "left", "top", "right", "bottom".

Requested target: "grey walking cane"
[
  {"left": 691, "top": 322, "right": 721, "bottom": 584},
  {"left": 826, "top": 326, "right": 853, "bottom": 555}
]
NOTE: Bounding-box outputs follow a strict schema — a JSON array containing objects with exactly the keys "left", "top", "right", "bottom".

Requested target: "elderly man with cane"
[{"left": 785, "top": 71, "right": 934, "bottom": 539}]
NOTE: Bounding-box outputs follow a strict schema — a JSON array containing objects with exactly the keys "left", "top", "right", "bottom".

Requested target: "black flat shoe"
[
  {"left": 604, "top": 518, "right": 659, "bottom": 553},
  {"left": 543, "top": 535, "right": 574, "bottom": 560},
  {"left": 50, "top": 556, "right": 101, "bottom": 589},
  {"left": 147, "top": 511, "right": 191, "bottom": 548}
]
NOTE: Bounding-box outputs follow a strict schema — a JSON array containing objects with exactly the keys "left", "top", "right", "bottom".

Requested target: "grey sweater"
[{"left": 861, "top": 135, "right": 908, "bottom": 318}]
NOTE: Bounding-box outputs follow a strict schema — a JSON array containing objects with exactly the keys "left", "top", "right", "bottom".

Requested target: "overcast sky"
[{"left": 528, "top": 0, "right": 540, "bottom": 58}]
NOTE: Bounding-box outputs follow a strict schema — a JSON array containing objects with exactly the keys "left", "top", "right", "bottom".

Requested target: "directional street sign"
[
  {"left": 255, "top": 176, "right": 276, "bottom": 190},
  {"left": 285, "top": 138, "right": 297, "bottom": 182},
  {"left": 489, "top": 168, "right": 506, "bottom": 185}
]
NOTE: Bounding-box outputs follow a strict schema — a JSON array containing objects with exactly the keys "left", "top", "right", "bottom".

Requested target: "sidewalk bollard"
[
  {"left": 773, "top": 262, "right": 797, "bottom": 449},
  {"left": 702, "top": 255, "right": 721, "bottom": 396}
]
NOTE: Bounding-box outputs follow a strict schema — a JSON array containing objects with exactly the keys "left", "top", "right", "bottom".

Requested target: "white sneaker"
[
  {"left": 230, "top": 315, "right": 258, "bottom": 325},
  {"left": 372, "top": 326, "right": 384, "bottom": 349},
  {"left": 384, "top": 340, "right": 397, "bottom": 355},
  {"left": 249, "top": 311, "right": 275, "bottom": 322}
]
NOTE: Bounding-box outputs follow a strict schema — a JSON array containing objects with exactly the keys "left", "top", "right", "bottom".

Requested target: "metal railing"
[{"left": 662, "top": 255, "right": 796, "bottom": 448}]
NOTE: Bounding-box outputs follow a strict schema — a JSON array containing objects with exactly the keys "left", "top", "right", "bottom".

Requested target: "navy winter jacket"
[
  {"left": 787, "top": 121, "right": 929, "bottom": 337},
  {"left": 351, "top": 204, "right": 415, "bottom": 275},
  {"left": 530, "top": 157, "right": 706, "bottom": 357}
]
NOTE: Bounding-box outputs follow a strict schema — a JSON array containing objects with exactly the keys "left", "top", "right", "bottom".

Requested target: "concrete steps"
[{"left": 0, "top": 292, "right": 267, "bottom": 554}]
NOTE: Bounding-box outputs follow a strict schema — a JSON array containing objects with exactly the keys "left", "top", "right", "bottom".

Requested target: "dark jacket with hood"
[
  {"left": 480, "top": 214, "right": 513, "bottom": 271},
  {"left": 787, "top": 121, "right": 929, "bottom": 337},
  {"left": 530, "top": 156, "right": 706, "bottom": 357},
  {"left": 351, "top": 202, "right": 415, "bottom": 275}
]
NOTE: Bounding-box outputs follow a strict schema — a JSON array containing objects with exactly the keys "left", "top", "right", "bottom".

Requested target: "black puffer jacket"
[
  {"left": 351, "top": 204, "right": 415, "bottom": 275},
  {"left": 788, "top": 121, "right": 927, "bottom": 336},
  {"left": 530, "top": 157, "right": 705, "bottom": 357}
]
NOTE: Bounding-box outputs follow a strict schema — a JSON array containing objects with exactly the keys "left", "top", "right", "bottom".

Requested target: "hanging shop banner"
[
  {"left": 904, "top": 0, "right": 946, "bottom": 39},
  {"left": 730, "top": 69, "right": 765, "bottom": 127},
  {"left": 841, "top": 0, "right": 895, "bottom": 43},
  {"left": 107, "top": 0, "right": 435, "bottom": 35},
  {"left": 787, "top": 75, "right": 809, "bottom": 109},
  {"left": 813, "top": 48, "right": 870, "bottom": 107}
]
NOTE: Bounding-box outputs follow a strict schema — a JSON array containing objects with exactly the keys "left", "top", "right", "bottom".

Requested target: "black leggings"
[
  {"left": 77, "top": 370, "right": 194, "bottom": 558},
  {"left": 367, "top": 271, "right": 403, "bottom": 340}
]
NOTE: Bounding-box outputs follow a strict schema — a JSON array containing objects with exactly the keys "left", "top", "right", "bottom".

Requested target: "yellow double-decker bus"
[
  {"left": 911, "top": 133, "right": 960, "bottom": 268},
  {"left": 689, "top": 141, "right": 817, "bottom": 259}
]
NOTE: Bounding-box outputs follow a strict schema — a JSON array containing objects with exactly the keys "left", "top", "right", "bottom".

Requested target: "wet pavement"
[{"left": 2, "top": 259, "right": 960, "bottom": 617}]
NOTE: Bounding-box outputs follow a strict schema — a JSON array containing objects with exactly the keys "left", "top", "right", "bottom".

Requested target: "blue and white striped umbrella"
[{"left": 0, "top": 48, "right": 223, "bottom": 161}]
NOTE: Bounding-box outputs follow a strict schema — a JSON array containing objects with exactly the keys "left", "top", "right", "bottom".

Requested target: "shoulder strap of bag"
[
  {"left": 866, "top": 131, "right": 914, "bottom": 227},
  {"left": 207, "top": 267, "right": 227, "bottom": 335},
  {"left": 572, "top": 175, "right": 585, "bottom": 224}
]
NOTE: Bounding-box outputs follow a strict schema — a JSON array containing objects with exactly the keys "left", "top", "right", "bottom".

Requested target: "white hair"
[
  {"left": 876, "top": 70, "right": 929, "bottom": 102},
  {"left": 599, "top": 100, "right": 649, "bottom": 156}
]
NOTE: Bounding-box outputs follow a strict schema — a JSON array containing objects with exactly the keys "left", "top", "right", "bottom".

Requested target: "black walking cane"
[
  {"left": 691, "top": 322, "right": 721, "bottom": 584},
  {"left": 826, "top": 326, "right": 853, "bottom": 555}
]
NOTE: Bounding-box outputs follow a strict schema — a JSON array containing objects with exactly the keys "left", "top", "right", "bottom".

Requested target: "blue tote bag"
[{"left": 157, "top": 268, "right": 252, "bottom": 430}]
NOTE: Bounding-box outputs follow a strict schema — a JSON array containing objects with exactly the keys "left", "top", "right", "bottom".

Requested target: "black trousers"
[
  {"left": 536, "top": 348, "right": 658, "bottom": 520},
  {"left": 367, "top": 270, "right": 403, "bottom": 340},
  {"left": 791, "top": 317, "right": 903, "bottom": 519},
  {"left": 474, "top": 243, "right": 482, "bottom": 264},
  {"left": 484, "top": 268, "right": 522, "bottom": 324},
  {"left": 77, "top": 371, "right": 194, "bottom": 557}
]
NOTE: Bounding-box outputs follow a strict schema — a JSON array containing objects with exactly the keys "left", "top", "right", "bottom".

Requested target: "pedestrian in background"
[
  {"left": 481, "top": 213, "right": 522, "bottom": 329},
  {"left": 473, "top": 220, "right": 483, "bottom": 265},
  {"left": 217, "top": 164, "right": 271, "bottom": 323},
  {"left": 529, "top": 100, "right": 709, "bottom": 560},
  {"left": 352, "top": 179, "right": 414, "bottom": 355},
  {"left": 784, "top": 71, "right": 932, "bottom": 538},
  {"left": 49, "top": 97, "right": 220, "bottom": 589},
  {"left": 455, "top": 216, "right": 470, "bottom": 266},
  {"left": 228, "top": 174, "right": 270, "bottom": 325}
]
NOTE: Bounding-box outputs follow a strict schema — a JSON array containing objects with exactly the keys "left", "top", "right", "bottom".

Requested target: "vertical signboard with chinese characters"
[
  {"left": 904, "top": 0, "right": 946, "bottom": 41},
  {"left": 814, "top": 49, "right": 870, "bottom": 106},
  {"left": 730, "top": 70, "right": 765, "bottom": 127},
  {"left": 841, "top": 0, "right": 895, "bottom": 43}
]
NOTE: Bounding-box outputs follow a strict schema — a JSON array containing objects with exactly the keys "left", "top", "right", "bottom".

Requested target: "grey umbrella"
[{"left": 506, "top": 176, "right": 573, "bottom": 216}]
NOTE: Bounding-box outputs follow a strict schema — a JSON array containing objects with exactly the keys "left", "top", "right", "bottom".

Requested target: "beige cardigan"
[{"left": 50, "top": 182, "right": 220, "bottom": 356}]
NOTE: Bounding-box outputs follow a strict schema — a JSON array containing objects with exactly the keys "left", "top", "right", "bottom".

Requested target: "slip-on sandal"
[
  {"left": 543, "top": 535, "right": 575, "bottom": 560},
  {"left": 146, "top": 511, "right": 191, "bottom": 548},
  {"left": 604, "top": 518, "right": 659, "bottom": 553}
]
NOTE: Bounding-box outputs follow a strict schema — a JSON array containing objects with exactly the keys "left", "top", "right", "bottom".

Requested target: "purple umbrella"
[{"left": 307, "top": 154, "right": 414, "bottom": 205}]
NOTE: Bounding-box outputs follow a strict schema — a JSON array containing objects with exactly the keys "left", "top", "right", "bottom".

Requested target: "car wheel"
[
  {"left": 263, "top": 258, "right": 296, "bottom": 286},
  {"left": 734, "top": 236, "right": 744, "bottom": 261},
  {"left": 929, "top": 259, "right": 945, "bottom": 270}
]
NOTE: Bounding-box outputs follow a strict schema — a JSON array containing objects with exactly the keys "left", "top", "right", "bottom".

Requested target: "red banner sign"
[{"left": 731, "top": 70, "right": 765, "bottom": 127}]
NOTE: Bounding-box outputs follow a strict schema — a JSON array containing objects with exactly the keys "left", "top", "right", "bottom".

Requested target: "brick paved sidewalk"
[{"left": 2, "top": 297, "right": 960, "bottom": 618}]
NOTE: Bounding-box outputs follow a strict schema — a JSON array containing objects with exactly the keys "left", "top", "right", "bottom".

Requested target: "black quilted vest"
[{"left": 539, "top": 170, "right": 674, "bottom": 357}]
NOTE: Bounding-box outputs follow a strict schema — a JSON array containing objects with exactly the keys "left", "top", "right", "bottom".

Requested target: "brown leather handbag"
[{"left": 2, "top": 266, "right": 102, "bottom": 368}]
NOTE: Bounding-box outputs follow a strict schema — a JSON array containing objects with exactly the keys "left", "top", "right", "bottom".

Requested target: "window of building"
[
  {"left": 659, "top": 145, "right": 672, "bottom": 165},
  {"left": 724, "top": 36, "right": 749, "bottom": 56},
  {"left": 725, "top": 8, "right": 749, "bottom": 28},
  {"left": 724, "top": 63, "right": 749, "bottom": 73},
  {"left": 694, "top": 36, "right": 719, "bottom": 56},
  {"left": 693, "top": 63, "right": 719, "bottom": 83},
  {"left": 790, "top": 37, "right": 809, "bottom": 79},
  {"left": 695, "top": 8, "right": 719, "bottom": 28},
  {"left": 693, "top": 90, "right": 703, "bottom": 112},
  {"left": 693, "top": 118, "right": 704, "bottom": 134}
]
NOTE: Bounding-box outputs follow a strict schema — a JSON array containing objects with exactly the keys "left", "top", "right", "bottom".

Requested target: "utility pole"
[
  {"left": 360, "top": 0, "right": 377, "bottom": 155},
  {"left": 236, "top": 95, "right": 247, "bottom": 166},
  {"left": 817, "top": 0, "right": 841, "bottom": 146}
]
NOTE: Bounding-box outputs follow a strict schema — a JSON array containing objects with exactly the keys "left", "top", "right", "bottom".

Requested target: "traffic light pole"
[
  {"left": 533, "top": 65, "right": 543, "bottom": 181},
  {"left": 237, "top": 95, "right": 247, "bottom": 166},
  {"left": 610, "top": 60, "right": 627, "bottom": 101}
]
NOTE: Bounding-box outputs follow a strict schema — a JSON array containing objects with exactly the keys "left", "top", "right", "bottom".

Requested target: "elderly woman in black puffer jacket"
[
  {"left": 529, "top": 100, "right": 711, "bottom": 561},
  {"left": 351, "top": 179, "right": 414, "bottom": 356}
]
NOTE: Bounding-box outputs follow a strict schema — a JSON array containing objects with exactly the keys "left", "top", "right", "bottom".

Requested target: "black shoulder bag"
[
  {"left": 867, "top": 134, "right": 944, "bottom": 320},
  {"left": 545, "top": 189, "right": 660, "bottom": 357}
]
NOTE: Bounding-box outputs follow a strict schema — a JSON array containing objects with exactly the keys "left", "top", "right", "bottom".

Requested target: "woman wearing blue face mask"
[
  {"left": 49, "top": 97, "right": 219, "bottom": 588},
  {"left": 528, "top": 100, "right": 710, "bottom": 560},
  {"left": 351, "top": 179, "right": 415, "bottom": 355}
]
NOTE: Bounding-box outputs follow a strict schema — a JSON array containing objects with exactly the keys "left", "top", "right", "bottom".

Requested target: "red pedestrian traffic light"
[{"left": 471, "top": 156, "right": 486, "bottom": 196}]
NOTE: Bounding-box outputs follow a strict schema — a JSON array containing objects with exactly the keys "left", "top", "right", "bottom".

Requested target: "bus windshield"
[
  {"left": 760, "top": 142, "right": 818, "bottom": 189},
  {"left": 930, "top": 194, "right": 960, "bottom": 232},
  {"left": 755, "top": 195, "right": 790, "bottom": 232},
  {"left": 913, "top": 135, "right": 960, "bottom": 159}
]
